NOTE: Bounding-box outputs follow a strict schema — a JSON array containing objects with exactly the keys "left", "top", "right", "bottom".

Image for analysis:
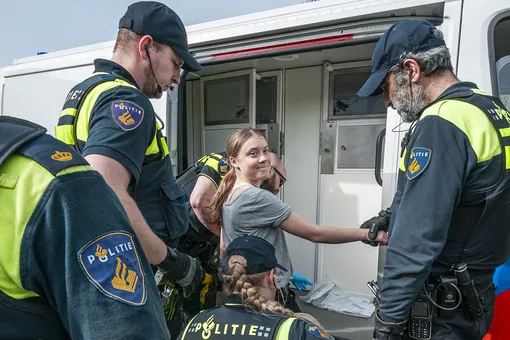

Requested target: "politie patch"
[
  {"left": 111, "top": 100, "right": 144, "bottom": 131},
  {"left": 78, "top": 231, "right": 146, "bottom": 306},
  {"left": 218, "top": 157, "right": 230, "bottom": 176},
  {"left": 305, "top": 324, "right": 334, "bottom": 339},
  {"left": 407, "top": 147, "right": 432, "bottom": 180}
]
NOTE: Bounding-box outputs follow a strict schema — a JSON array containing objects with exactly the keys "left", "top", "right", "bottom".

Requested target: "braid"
[{"left": 222, "top": 255, "right": 323, "bottom": 329}]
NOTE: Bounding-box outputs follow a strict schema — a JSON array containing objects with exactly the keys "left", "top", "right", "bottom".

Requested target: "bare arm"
[
  {"left": 220, "top": 232, "right": 226, "bottom": 259},
  {"left": 280, "top": 212, "right": 381, "bottom": 244},
  {"left": 85, "top": 154, "right": 167, "bottom": 264},
  {"left": 189, "top": 176, "right": 221, "bottom": 236}
]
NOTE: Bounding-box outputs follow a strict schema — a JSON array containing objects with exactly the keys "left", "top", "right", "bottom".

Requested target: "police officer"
[
  {"left": 0, "top": 116, "right": 169, "bottom": 339},
  {"left": 177, "top": 235, "right": 334, "bottom": 340},
  {"left": 357, "top": 20, "right": 510, "bottom": 339},
  {"left": 170, "top": 152, "right": 229, "bottom": 335},
  {"left": 55, "top": 1, "right": 207, "bottom": 323}
]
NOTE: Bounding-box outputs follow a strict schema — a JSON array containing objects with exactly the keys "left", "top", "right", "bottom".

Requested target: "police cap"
[
  {"left": 358, "top": 20, "right": 446, "bottom": 97},
  {"left": 222, "top": 235, "right": 288, "bottom": 275},
  {"left": 118, "top": 1, "right": 203, "bottom": 72}
]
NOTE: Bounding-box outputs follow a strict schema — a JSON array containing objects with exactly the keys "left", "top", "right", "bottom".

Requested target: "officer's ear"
[
  {"left": 402, "top": 59, "right": 421, "bottom": 84},
  {"left": 138, "top": 35, "right": 154, "bottom": 60},
  {"left": 267, "top": 268, "right": 276, "bottom": 288}
]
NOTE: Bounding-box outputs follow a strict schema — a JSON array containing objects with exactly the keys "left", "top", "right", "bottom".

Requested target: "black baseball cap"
[
  {"left": 119, "top": 1, "right": 203, "bottom": 72},
  {"left": 221, "top": 235, "right": 288, "bottom": 275},
  {"left": 357, "top": 20, "right": 446, "bottom": 97}
]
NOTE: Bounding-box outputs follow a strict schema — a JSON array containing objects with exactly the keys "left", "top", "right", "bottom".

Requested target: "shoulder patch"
[
  {"left": 407, "top": 147, "right": 432, "bottom": 180},
  {"left": 305, "top": 324, "right": 334, "bottom": 339},
  {"left": 77, "top": 231, "right": 146, "bottom": 306},
  {"left": 218, "top": 157, "right": 230, "bottom": 176},
  {"left": 111, "top": 100, "right": 144, "bottom": 131}
]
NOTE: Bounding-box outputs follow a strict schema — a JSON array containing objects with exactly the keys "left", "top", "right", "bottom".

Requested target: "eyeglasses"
[{"left": 273, "top": 167, "right": 286, "bottom": 188}]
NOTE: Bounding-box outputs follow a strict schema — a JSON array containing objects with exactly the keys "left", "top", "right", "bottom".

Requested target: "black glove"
[
  {"left": 176, "top": 256, "right": 205, "bottom": 298},
  {"left": 373, "top": 312, "right": 407, "bottom": 340},
  {"left": 361, "top": 208, "right": 391, "bottom": 247},
  {"left": 157, "top": 246, "right": 208, "bottom": 299},
  {"left": 157, "top": 246, "right": 192, "bottom": 281}
]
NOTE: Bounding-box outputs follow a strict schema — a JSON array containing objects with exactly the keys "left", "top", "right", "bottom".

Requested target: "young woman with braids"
[
  {"left": 177, "top": 235, "right": 335, "bottom": 340},
  {"left": 208, "top": 128, "right": 388, "bottom": 293}
]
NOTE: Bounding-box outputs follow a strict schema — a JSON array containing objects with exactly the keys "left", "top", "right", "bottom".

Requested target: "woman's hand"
[{"left": 375, "top": 231, "right": 388, "bottom": 246}]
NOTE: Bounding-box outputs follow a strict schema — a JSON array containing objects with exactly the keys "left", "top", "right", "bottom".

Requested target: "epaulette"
[{"left": 17, "top": 134, "right": 90, "bottom": 176}]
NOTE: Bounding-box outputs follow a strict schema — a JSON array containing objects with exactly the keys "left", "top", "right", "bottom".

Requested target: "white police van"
[{"left": 1, "top": 0, "right": 509, "bottom": 338}]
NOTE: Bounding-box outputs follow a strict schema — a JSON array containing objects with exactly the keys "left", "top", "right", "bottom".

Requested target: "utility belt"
[
  {"left": 369, "top": 261, "right": 490, "bottom": 340},
  {"left": 407, "top": 262, "right": 488, "bottom": 339}
]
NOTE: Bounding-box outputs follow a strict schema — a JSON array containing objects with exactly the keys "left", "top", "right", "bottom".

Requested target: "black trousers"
[{"left": 403, "top": 285, "right": 495, "bottom": 340}]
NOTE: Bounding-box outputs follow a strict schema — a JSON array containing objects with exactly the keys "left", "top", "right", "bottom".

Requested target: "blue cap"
[
  {"left": 357, "top": 20, "right": 445, "bottom": 97},
  {"left": 119, "top": 1, "right": 202, "bottom": 72},
  {"left": 221, "top": 235, "right": 288, "bottom": 275}
]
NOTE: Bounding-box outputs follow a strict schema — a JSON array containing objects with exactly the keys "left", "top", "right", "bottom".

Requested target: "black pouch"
[{"left": 160, "top": 178, "right": 189, "bottom": 240}]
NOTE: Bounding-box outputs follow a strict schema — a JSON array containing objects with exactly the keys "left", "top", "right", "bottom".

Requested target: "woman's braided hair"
[{"left": 221, "top": 255, "right": 323, "bottom": 329}]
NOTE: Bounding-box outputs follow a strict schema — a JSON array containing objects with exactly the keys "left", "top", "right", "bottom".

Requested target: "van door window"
[
  {"left": 256, "top": 76, "right": 278, "bottom": 124},
  {"left": 492, "top": 16, "right": 510, "bottom": 107},
  {"left": 203, "top": 74, "right": 251, "bottom": 125},
  {"left": 329, "top": 68, "right": 386, "bottom": 118}
]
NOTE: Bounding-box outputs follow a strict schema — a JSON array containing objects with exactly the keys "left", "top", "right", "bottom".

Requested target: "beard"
[
  {"left": 142, "top": 66, "right": 163, "bottom": 99},
  {"left": 391, "top": 72, "right": 429, "bottom": 123}
]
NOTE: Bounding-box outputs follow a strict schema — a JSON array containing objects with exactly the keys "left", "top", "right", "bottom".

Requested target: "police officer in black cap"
[
  {"left": 178, "top": 235, "right": 334, "bottom": 340},
  {"left": 357, "top": 20, "right": 510, "bottom": 339},
  {"left": 55, "top": 1, "right": 208, "bottom": 334},
  {"left": 0, "top": 116, "right": 169, "bottom": 339}
]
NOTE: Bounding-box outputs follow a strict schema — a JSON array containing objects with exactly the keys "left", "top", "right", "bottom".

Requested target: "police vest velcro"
[
  {"left": 180, "top": 306, "right": 296, "bottom": 340},
  {"left": 55, "top": 72, "right": 169, "bottom": 161}
]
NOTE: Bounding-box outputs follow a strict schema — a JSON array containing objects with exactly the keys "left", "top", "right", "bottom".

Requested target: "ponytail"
[{"left": 208, "top": 168, "right": 237, "bottom": 224}]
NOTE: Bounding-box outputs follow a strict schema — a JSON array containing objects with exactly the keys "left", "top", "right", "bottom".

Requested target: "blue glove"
[{"left": 291, "top": 271, "right": 313, "bottom": 291}]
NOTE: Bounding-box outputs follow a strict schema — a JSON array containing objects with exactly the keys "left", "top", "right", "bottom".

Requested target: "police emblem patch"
[
  {"left": 111, "top": 100, "right": 144, "bottom": 131},
  {"left": 305, "top": 324, "right": 334, "bottom": 339},
  {"left": 218, "top": 158, "right": 230, "bottom": 176},
  {"left": 78, "top": 231, "right": 146, "bottom": 306},
  {"left": 407, "top": 147, "right": 432, "bottom": 180}
]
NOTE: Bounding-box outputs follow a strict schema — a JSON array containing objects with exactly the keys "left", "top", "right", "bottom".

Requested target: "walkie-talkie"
[{"left": 408, "top": 291, "right": 433, "bottom": 339}]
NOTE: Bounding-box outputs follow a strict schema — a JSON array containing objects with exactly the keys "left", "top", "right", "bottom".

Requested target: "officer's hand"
[
  {"left": 291, "top": 271, "right": 313, "bottom": 291},
  {"left": 176, "top": 256, "right": 204, "bottom": 298},
  {"left": 373, "top": 312, "right": 407, "bottom": 340},
  {"left": 361, "top": 208, "right": 391, "bottom": 247}
]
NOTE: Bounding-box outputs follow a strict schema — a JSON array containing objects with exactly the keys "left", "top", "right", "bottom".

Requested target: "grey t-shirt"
[{"left": 222, "top": 187, "right": 293, "bottom": 288}]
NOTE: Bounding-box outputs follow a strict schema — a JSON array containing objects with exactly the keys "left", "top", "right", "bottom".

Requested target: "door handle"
[{"left": 374, "top": 128, "right": 386, "bottom": 187}]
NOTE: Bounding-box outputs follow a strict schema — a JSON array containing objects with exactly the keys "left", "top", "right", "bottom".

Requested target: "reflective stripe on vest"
[
  {"left": 55, "top": 72, "right": 169, "bottom": 159},
  {"left": 399, "top": 89, "right": 510, "bottom": 173}
]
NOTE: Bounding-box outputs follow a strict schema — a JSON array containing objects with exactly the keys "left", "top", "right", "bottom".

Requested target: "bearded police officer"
[
  {"left": 0, "top": 116, "right": 169, "bottom": 339},
  {"left": 54, "top": 0, "right": 209, "bottom": 319},
  {"left": 358, "top": 20, "right": 510, "bottom": 339}
]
